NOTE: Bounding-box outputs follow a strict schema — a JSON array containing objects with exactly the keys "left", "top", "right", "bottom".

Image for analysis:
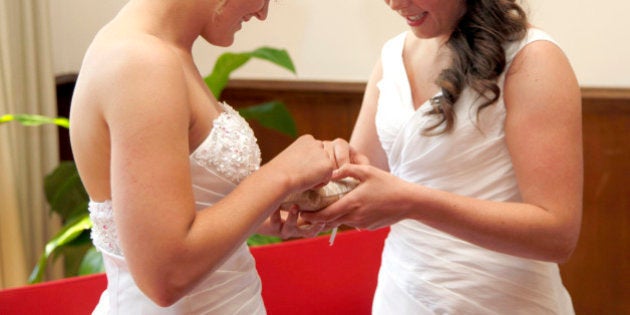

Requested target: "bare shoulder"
[
  {"left": 504, "top": 39, "right": 580, "bottom": 112},
  {"left": 81, "top": 31, "right": 185, "bottom": 93},
  {"left": 71, "top": 29, "right": 193, "bottom": 163},
  {"left": 78, "top": 30, "right": 191, "bottom": 122},
  {"left": 70, "top": 29, "right": 193, "bottom": 201},
  {"left": 505, "top": 40, "right": 579, "bottom": 100}
]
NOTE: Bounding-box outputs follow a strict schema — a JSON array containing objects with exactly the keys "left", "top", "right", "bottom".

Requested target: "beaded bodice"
[
  {"left": 190, "top": 103, "right": 262, "bottom": 184},
  {"left": 89, "top": 102, "right": 261, "bottom": 256}
]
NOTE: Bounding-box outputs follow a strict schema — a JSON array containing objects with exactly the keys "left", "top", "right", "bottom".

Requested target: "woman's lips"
[{"left": 405, "top": 12, "right": 427, "bottom": 27}]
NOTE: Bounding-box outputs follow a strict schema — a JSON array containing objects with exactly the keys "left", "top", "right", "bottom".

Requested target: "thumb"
[{"left": 332, "top": 163, "right": 369, "bottom": 182}]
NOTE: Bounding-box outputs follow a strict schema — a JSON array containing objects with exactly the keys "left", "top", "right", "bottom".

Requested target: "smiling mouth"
[{"left": 407, "top": 12, "right": 427, "bottom": 21}]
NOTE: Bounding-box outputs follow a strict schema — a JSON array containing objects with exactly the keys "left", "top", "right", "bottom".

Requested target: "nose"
[
  {"left": 255, "top": 0, "right": 270, "bottom": 21},
  {"left": 386, "top": 0, "right": 410, "bottom": 11}
]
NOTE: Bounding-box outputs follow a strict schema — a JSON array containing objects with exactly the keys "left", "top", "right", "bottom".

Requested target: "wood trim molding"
[
  {"left": 226, "top": 79, "right": 367, "bottom": 94},
  {"left": 581, "top": 86, "right": 630, "bottom": 100},
  {"left": 227, "top": 79, "right": 630, "bottom": 101}
]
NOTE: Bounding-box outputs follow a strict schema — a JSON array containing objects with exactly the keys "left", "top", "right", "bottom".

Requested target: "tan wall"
[{"left": 49, "top": 0, "right": 630, "bottom": 87}]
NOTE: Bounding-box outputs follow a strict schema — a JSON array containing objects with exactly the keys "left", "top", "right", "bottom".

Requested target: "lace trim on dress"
[
  {"left": 89, "top": 200, "right": 123, "bottom": 256},
  {"left": 191, "top": 103, "right": 261, "bottom": 184}
]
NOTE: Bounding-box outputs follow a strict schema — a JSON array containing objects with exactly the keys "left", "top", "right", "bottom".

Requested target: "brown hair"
[{"left": 424, "top": 0, "right": 528, "bottom": 135}]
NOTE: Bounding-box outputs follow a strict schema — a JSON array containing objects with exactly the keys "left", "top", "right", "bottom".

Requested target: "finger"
[
  {"left": 296, "top": 212, "right": 314, "bottom": 227},
  {"left": 299, "top": 207, "right": 344, "bottom": 225},
  {"left": 270, "top": 210, "right": 282, "bottom": 227},
  {"left": 281, "top": 209, "right": 300, "bottom": 239},
  {"left": 298, "top": 210, "right": 324, "bottom": 223},
  {"left": 322, "top": 211, "right": 354, "bottom": 232},
  {"left": 316, "top": 139, "right": 324, "bottom": 148},
  {"left": 350, "top": 147, "right": 370, "bottom": 165},
  {"left": 286, "top": 208, "right": 299, "bottom": 222},
  {"left": 321, "top": 140, "right": 338, "bottom": 168},
  {"left": 331, "top": 163, "right": 368, "bottom": 181},
  {"left": 331, "top": 139, "right": 351, "bottom": 167},
  {"left": 299, "top": 222, "right": 326, "bottom": 238}
]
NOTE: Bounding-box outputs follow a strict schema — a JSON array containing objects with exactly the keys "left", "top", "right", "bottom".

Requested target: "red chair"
[
  {"left": 252, "top": 228, "right": 389, "bottom": 315},
  {"left": 0, "top": 273, "right": 106, "bottom": 315},
  {"left": 0, "top": 228, "right": 388, "bottom": 315}
]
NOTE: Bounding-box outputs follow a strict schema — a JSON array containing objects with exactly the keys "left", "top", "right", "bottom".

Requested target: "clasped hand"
[
  {"left": 259, "top": 137, "right": 376, "bottom": 239},
  {"left": 300, "top": 163, "right": 411, "bottom": 231},
  {"left": 265, "top": 136, "right": 409, "bottom": 238}
]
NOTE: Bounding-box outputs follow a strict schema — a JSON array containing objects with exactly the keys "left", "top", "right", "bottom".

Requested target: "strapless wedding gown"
[
  {"left": 89, "top": 103, "right": 266, "bottom": 314},
  {"left": 372, "top": 29, "right": 575, "bottom": 314}
]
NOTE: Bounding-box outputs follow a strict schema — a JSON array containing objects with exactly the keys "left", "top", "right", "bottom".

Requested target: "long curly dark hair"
[{"left": 424, "top": 0, "right": 529, "bottom": 135}]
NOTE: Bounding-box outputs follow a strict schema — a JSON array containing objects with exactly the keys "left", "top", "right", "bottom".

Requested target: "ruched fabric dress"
[
  {"left": 89, "top": 103, "right": 266, "bottom": 314},
  {"left": 372, "top": 29, "right": 575, "bottom": 314}
]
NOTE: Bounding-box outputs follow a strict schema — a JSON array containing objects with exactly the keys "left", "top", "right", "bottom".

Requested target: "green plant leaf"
[
  {"left": 44, "top": 161, "right": 89, "bottom": 219},
  {"left": 205, "top": 53, "right": 251, "bottom": 99},
  {"left": 247, "top": 234, "right": 282, "bottom": 246},
  {"left": 250, "top": 47, "right": 296, "bottom": 74},
  {"left": 79, "top": 247, "right": 105, "bottom": 276},
  {"left": 238, "top": 101, "right": 297, "bottom": 138},
  {"left": 0, "top": 114, "right": 69, "bottom": 129},
  {"left": 29, "top": 214, "right": 93, "bottom": 283},
  {"left": 204, "top": 47, "right": 296, "bottom": 99},
  {"left": 56, "top": 230, "right": 94, "bottom": 278}
]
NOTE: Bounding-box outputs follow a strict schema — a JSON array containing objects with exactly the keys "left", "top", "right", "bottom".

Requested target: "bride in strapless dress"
[
  {"left": 69, "top": 0, "right": 365, "bottom": 313},
  {"left": 87, "top": 103, "right": 277, "bottom": 314}
]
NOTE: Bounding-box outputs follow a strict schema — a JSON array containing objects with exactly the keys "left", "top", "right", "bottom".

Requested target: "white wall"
[{"left": 49, "top": 0, "right": 630, "bottom": 87}]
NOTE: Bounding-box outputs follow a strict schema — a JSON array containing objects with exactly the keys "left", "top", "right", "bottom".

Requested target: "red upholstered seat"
[
  {"left": 252, "top": 228, "right": 389, "bottom": 315},
  {"left": 0, "top": 273, "right": 107, "bottom": 315},
  {"left": 0, "top": 228, "right": 388, "bottom": 315}
]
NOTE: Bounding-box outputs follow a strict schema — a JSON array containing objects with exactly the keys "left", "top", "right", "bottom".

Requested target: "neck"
[
  {"left": 118, "top": 0, "right": 211, "bottom": 50},
  {"left": 408, "top": 35, "right": 453, "bottom": 60}
]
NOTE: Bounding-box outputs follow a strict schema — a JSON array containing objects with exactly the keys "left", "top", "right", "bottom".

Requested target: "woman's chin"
[
  {"left": 203, "top": 33, "right": 236, "bottom": 47},
  {"left": 211, "top": 38, "right": 235, "bottom": 47}
]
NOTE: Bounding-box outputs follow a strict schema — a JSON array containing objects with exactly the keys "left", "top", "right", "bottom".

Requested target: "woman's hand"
[
  {"left": 264, "top": 135, "right": 336, "bottom": 194},
  {"left": 300, "top": 163, "right": 412, "bottom": 231},
  {"left": 265, "top": 136, "right": 368, "bottom": 198},
  {"left": 257, "top": 207, "right": 326, "bottom": 239},
  {"left": 261, "top": 137, "right": 372, "bottom": 236},
  {"left": 322, "top": 138, "right": 370, "bottom": 168}
]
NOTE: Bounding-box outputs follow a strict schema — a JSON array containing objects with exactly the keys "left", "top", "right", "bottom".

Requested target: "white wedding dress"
[
  {"left": 89, "top": 103, "right": 266, "bottom": 314},
  {"left": 372, "top": 29, "right": 575, "bottom": 314}
]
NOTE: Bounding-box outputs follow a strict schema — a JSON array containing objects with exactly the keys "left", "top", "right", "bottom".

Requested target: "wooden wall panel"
[
  {"left": 57, "top": 77, "right": 629, "bottom": 314},
  {"left": 562, "top": 88, "right": 630, "bottom": 314},
  {"left": 221, "top": 80, "right": 364, "bottom": 162}
]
